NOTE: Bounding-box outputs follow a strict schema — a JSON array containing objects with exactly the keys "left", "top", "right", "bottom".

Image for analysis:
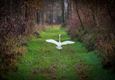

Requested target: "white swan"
[{"left": 46, "top": 34, "right": 75, "bottom": 49}]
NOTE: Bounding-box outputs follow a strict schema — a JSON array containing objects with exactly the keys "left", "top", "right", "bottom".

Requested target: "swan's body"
[{"left": 46, "top": 34, "right": 75, "bottom": 49}]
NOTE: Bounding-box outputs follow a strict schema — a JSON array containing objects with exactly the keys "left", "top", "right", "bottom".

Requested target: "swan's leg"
[{"left": 59, "top": 49, "right": 61, "bottom": 55}]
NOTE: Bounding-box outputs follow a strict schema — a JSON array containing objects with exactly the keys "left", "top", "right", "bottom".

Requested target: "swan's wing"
[
  {"left": 46, "top": 39, "right": 58, "bottom": 45},
  {"left": 61, "top": 41, "right": 75, "bottom": 46}
]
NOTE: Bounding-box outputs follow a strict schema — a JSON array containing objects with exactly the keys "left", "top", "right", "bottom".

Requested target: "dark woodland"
[{"left": 0, "top": 0, "right": 115, "bottom": 80}]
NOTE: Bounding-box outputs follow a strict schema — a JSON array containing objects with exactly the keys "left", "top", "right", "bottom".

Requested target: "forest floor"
[{"left": 7, "top": 25, "right": 115, "bottom": 80}]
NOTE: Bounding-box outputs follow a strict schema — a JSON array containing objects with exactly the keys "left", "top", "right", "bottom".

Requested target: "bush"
[{"left": 96, "top": 33, "right": 115, "bottom": 69}]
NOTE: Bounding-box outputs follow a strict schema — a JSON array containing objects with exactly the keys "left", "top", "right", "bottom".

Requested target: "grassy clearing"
[{"left": 7, "top": 26, "right": 115, "bottom": 80}]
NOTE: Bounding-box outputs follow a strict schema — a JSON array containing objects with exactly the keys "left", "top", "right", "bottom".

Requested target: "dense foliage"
[
  {"left": 67, "top": 0, "right": 115, "bottom": 69},
  {"left": 0, "top": 0, "right": 42, "bottom": 79}
]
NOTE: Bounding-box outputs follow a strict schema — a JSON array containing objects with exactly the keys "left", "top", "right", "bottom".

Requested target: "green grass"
[{"left": 7, "top": 26, "right": 115, "bottom": 80}]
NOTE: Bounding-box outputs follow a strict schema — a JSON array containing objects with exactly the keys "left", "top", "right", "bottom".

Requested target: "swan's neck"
[{"left": 59, "top": 34, "right": 61, "bottom": 42}]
